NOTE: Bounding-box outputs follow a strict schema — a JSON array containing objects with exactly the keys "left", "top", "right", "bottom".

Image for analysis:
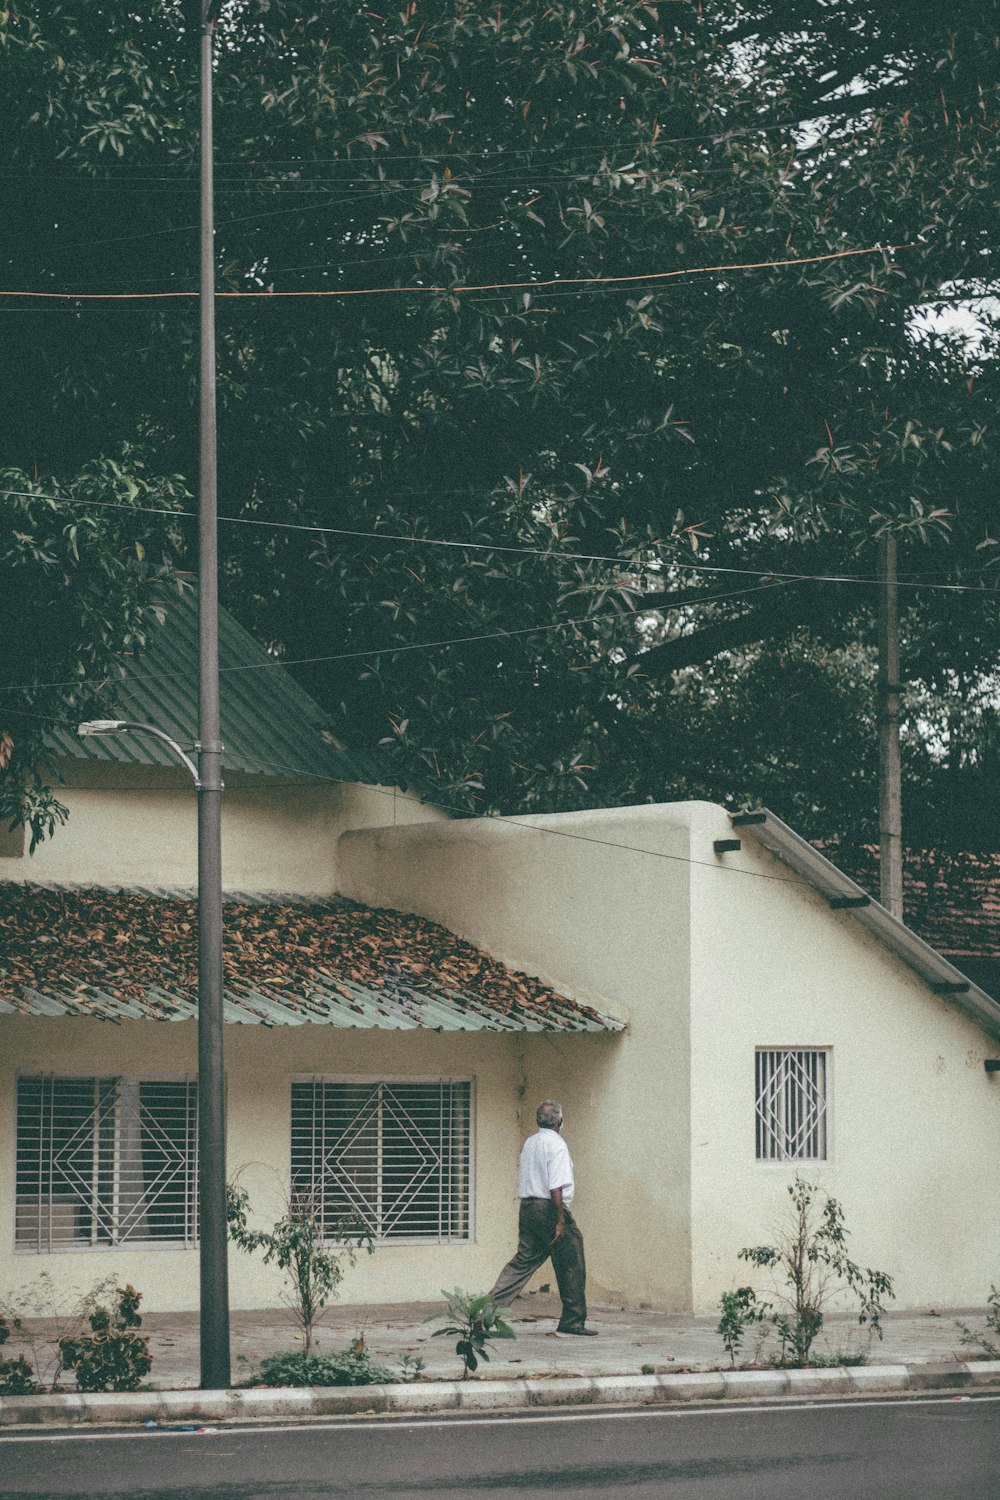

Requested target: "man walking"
[{"left": 489, "top": 1100, "right": 596, "bottom": 1336}]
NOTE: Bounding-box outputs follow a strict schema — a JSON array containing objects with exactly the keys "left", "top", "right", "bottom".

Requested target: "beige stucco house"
[{"left": 3, "top": 594, "right": 999, "bottom": 1318}]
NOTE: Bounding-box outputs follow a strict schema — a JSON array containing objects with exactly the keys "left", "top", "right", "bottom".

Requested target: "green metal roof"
[
  {"left": 0, "top": 884, "right": 626, "bottom": 1034},
  {"left": 43, "top": 586, "right": 388, "bottom": 785},
  {"left": 0, "top": 974, "right": 622, "bottom": 1033}
]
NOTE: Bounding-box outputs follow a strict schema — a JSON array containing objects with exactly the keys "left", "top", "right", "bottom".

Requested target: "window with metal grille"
[
  {"left": 755, "top": 1049, "right": 829, "bottom": 1162},
  {"left": 15, "top": 1075, "right": 198, "bottom": 1251},
  {"left": 291, "top": 1079, "right": 473, "bottom": 1244}
]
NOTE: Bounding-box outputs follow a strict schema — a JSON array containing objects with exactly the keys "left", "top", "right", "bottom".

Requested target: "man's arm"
[{"left": 550, "top": 1186, "right": 566, "bottom": 1240}]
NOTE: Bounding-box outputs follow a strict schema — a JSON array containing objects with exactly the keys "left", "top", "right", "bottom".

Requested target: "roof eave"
[{"left": 732, "top": 807, "right": 1000, "bottom": 1042}]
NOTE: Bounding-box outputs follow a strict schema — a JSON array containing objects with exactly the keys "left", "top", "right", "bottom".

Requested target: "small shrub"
[
  {"left": 60, "top": 1285, "right": 152, "bottom": 1393},
  {"left": 227, "top": 1181, "right": 373, "bottom": 1357},
  {"left": 717, "top": 1286, "right": 769, "bottom": 1368},
  {"left": 733, "top": 1177, "right": 895, "bottom": 1366},
  {"left": 0, "top": 1273, "right": 118, "bottom": 1391},
  {"left": 957, "top": 1285, "right": 1000, "bottom": 1358},
  {"left": 398, "top": 1352, "right": 426, "bottom": 1382},
  {"left": 0, "top": 1319, "right": 39, "bottom": 1395},
  {"left": 0, "top": 1356, "right": 38, "bottom": 1396},
  {"left": 801, "top": 1350, "right": 868, "bottom": 1368},
  {"left": 429, "top": 1289, "right": 515, "bottom": 1378},
  {"left": 258, "top": 1349, "right": 397, "bottom": 1387}
]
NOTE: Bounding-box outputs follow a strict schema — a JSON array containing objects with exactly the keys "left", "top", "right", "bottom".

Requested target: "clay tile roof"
[
  {"left": 0, "top": 883, "right": 625, "bottom": 1033},
  {"left": 821, "top": 845, "right": 1000, "bottom": 961}
]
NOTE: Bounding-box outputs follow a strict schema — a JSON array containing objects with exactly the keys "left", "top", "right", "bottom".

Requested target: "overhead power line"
[
  {"left": 234, "top": 762, "right": 812, "bottom": 886},
  {"left": 0, "top": 241, "right": 910, "bottom": 303},
  {"left": 1, "top": 485, "right": 994, "bottom": 595},
  {"left": 0, "top": 699, "right": 808, "bottom": 888},
  {"left": 0, "top": 580, "right": 789, "bottom": 696},
  {"left": 2, "top": 78, "right": 991, "bottom": 185}
]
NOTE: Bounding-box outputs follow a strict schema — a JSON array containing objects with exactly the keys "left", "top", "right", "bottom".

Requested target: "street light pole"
[
  {"left": 197, "top": 0, "right": 231, "bottom": 1391},
  {"left": 78, "top": 714, "right": 230, "bottom": 1388},
  {"left": 78, "top": 3, "right": 231, "bottom": 1392}
]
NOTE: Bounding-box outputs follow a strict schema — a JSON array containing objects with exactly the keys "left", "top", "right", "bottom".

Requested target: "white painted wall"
[
  {"left": 339, "top": 805, "right": 697, "bottom": 1311},
  {"left": 685, "top": 802, "right": 1000, "bottom": 1315},
  {"left": 1, "top": 765, "right": 439, "bottom": 896},
  {"left": 0, "top": 1017, "right": 526, "bottom": 1312},
  {"left": 6, "top": 791, "right": 999, "bottom": 1319},
  {"left": 340, "top": 801, "right": 1000, "bottom": 1314}
]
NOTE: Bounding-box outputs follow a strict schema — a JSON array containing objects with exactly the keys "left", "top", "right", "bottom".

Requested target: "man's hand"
[{"left": 550, "top": 1187, "right": 566, "bottom": 1242}]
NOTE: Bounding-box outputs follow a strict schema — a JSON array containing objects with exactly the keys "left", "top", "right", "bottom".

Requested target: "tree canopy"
[
  {"left": 2, "top": 1, "right": 998, "bottom": 846},
  {"left": 0, "top": 455, "right": 187, "bottom": 844}
]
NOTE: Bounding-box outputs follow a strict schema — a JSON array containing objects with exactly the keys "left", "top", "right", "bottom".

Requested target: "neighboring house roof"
[
  {"left": 819, "top": 843, "right": 1000, "bottom": 1003},
  {"left": 732, "top": 809, "right": 1000, "bottom": 1041},
  {"left": 0, "top": 883, "right": 625, "bottom": 1034},
  {"left": 42, "top": 585, "right": 387, "bottom": 785},
  {"left": 819, "top": 844, "right": 1000, "bottom": 960}
]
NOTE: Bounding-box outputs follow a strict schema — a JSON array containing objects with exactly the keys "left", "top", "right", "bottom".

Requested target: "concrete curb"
[{"left": 3, "top": 1361, "right": 999, "bottom": 1428}]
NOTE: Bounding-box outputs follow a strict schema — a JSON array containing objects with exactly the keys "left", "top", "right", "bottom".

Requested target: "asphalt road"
[{"left": 1, "top": 1395, "right": 998, "bottom": 1500}]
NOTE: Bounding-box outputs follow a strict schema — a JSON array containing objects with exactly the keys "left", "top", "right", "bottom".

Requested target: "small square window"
[{"left": 755, "top": 1049, "right": 828, "bottom": 1161}]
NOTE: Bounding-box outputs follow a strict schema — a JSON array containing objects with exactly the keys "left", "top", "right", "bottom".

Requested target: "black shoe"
[{"left": 555, "top": 1325, "right": 599, "bottom": 1337}]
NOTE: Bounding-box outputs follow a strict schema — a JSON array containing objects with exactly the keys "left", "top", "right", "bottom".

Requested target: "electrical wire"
[
  {"left": 0, "top": 698, "right": 809, "bottom": 887},
  {"left": 3, "top": 78, "right": 989, "bottom": 186},
  {"left": 1, "top": 486, "right": 995, "bottom": 594},
  {"left": 0, "top": 241, "right": 909, "bottom": 302},
  {"left": 1, "top": 81, "right": 988, "bottom": 275},
  {"left": 213, "top": 753, "right": 814, "bottom": 886},
  {"left": 0, "top": 579, "right": 789, "bottom": 696}
]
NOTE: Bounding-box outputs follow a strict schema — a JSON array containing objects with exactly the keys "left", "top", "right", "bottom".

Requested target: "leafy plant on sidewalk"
[
  {"left": 716, "top": 1286, "right": 769, "bottom": 1369},
  {"left": 956, "top": 1286, "right": 1000, "bottom": 1358},
  {"left": 429, "top": 1289, "right": 515, "bottom": 1379},
  {"left": 258, "top": 1348, "right": 397, "bottom": 1387},
  {"left": 227, "top": 1180, "right": 373, "bottom": 1357},
  {"left": 732, "top": 1178, "right": 895, "bottom": 1365},
  {"left": 59, "top": 1285, "right": 152, "bottom": 1393},
  {"left": 0, "top": 1318, "right": 39, "bottom": 1395},
  {"left": 0, "top": 1272, "right": 118, "bottom": 1391}
]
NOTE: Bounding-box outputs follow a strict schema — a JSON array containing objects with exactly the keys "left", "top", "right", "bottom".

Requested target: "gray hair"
[{"left": 536, "top": 1099, "right": 563, "bottom": 1129}]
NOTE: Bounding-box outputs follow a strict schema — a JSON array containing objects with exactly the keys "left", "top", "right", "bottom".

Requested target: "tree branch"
[{"left": 628, "top": 581, "right": 817, "bottom": 675}]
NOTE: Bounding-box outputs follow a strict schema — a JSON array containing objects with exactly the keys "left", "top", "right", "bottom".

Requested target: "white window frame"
[
  {"left": 754, "top": 1048, "right": 831, "bottom": 1163},
  {"left": 290, "top": 1075, "right": 476, "bottom": 1247},
  {"left": 14, "top": 1072, "right": 198, "bottom": 1253}
]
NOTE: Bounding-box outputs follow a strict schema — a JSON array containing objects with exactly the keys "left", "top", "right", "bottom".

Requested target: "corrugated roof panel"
[
  {"left": 1, "top": 884, "right": 626, "bottom": 1035},
  {"left": 44, "top": 586, "right": 391, "bottom": 786},
  {"left": 0, "top": 977, "right": 622, "bottom": 1032}
]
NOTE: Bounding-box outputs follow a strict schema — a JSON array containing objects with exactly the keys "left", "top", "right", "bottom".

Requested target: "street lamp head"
[
  {"left": 77, "top": 719, "right": 129, "bottom": 737},
  {"left": 76, "top": 718, "right": 201, "bottom": 786}
]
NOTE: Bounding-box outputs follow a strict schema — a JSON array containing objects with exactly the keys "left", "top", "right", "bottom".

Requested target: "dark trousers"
[{"left": 489, "top": 1197, "right": 587, "bottom": 1330}]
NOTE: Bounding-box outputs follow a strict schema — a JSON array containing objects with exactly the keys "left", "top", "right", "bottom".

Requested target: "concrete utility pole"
[
  {"left": 197, "top": 0, "right": 231, "bottom": 1391},
  {"left": 877, "top": 533, "right": 904, "bottom": 921}
]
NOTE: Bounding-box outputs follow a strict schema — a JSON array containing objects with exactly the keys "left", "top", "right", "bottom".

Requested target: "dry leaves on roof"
[{"left": 0, "top": 883, "right": 611, "bottom": 1029}]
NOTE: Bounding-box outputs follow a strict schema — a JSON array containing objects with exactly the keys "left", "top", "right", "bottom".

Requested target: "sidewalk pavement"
[{"left": 3, "top": 1293, "right": 999, "bottom": 1427}]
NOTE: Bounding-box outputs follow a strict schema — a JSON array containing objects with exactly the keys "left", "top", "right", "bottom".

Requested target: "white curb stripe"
[{"left": 2, "top": 1393, "right": 999, "bottom": 1443}]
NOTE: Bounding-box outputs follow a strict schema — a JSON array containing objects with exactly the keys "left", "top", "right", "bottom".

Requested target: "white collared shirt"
[{"left": 517, "top": 1127, "right": 574, "bottom": 1205}]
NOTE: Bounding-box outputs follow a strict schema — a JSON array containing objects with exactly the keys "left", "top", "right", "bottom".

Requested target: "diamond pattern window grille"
[
  {"left": 15, "top": 1075, "right": 198, "bottom": 1251},
  {"left": 755, "top": 1050, "right": 828, "bottom": 1161},
  {"left": 291, "top": 1080, "right": 472, "bottom": 1244}
]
